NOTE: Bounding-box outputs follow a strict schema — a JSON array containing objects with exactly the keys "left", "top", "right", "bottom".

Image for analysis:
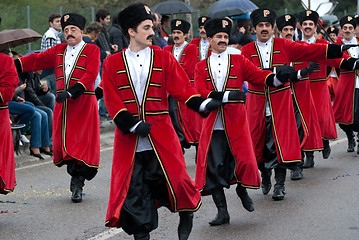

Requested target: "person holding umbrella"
[{"left": 14, "top": 13, "right": 101, "bottom": 203}]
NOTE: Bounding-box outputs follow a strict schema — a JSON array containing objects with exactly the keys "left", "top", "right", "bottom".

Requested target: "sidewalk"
[{"left": 14, "top": 120, "right": 116, "bottom": 169}]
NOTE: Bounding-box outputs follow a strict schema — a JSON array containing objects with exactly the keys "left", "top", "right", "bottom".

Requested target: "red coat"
[
  {"left": 102, "top": 48, "right": 202, "bottom": 228},
  {"left": 295, "top": 39, "right": 337, "bottom": 140},
  {"left": 164, "top": 43, "right": 202, "bottom": 144},
  {"left": 292, "top": 60, "right": 323, "bottom": 151},
  {"left": 333, "top": 38, "right": 359, "bottom": 124},
  {"left": 190, "top": 38, "right": 212, "bottom": 59},
  {"left": 241, "top": 38, "right": 332, "bottom": 164},
  {"left": 18, "top": 43, "right": 100, "bottom": 169},
  {"left": 194, "top": 54, "right": 272, "bottom": 193},
  {"left": 0, "top": 53, "right": 18, "bottom": 194}
]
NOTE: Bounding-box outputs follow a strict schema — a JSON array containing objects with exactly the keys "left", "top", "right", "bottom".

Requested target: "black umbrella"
[
  {"left": 207, "top": 0, "right": 258, "bottom": 18},
  {"left": 151, "top": 0, "right": 198, "bottom": 15},
  {"left": 0, "top": 28, "right": 42, "bottom": 51}
]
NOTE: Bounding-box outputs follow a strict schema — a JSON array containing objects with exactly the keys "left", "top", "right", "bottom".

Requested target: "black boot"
[
  {"left": 346, "top": 131, "right": 355, "bottom": 152},
  {"left": 322, "top": 139, "right": 331, "bottom": 159},
  {"left": 235, "top": 185, "right": 254, "bottom": 212},
  {"left": 303, "top": 151, "right": 314, "bottom": 168},
  {"left": 134, "top": 232, "right": 150, "bottom": 240},
  {"left": 290, "top": 164, "right": 303, "bottom": 180},
  {"left": 70, "top": 175, "right": 85, "bottom": 203},
  {"left": 261, "top": 169, "right": 272, "bottom": 195},
  {"left": 272, "top": 168, "right": 286, "bottom": 201},
  {"left": 178, "top": 212, "right": 193, "bottom": 240},
  {"left": 209, "top": 188, "right": 230, "bottom": 226}
]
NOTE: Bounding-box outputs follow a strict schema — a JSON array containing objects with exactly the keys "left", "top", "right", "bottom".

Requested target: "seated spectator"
[{"left": 20, "top": 70, "right": 54, "bottom": 143}]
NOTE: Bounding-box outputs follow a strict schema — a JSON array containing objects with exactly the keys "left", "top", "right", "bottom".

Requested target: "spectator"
[
  {"left": 41, "top": 14, "right": 62, "bottom": 96},
  {"left": 152, "top": 12, "right": 168, "bottom": 48},
  {"left": 161, "top": 15, "right": 170, "bottom": 41},
  {"left": 235, "top": 20, "right": 254, "bottom": 46},
  {"left": 109, "top": 12, "right": 129, "bottom": 52},
  {"left": 21, "top": 70, "right": 54, "bottom": 144},
  {"left": 95, "top": 8, "right": 118, "bottom": 60}
]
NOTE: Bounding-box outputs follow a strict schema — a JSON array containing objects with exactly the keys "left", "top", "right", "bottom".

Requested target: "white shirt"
[
  {"left": 257, "top": 38, "right": 273, "bottom": 116},
  {"left": 200, "top": 38, "right": 210, "bottom": 60},
  {"left": 209, "top": 51, "right": 229, "bottom": 130},
  {"left": 302, "top": 35, "right": 316, "bottom": 44},
  {"left": 125, "top": 47, "right": 152, "bottom": 152},
  {"left": 64, "top": 40, "right": 85, "bottom": 84},
  {"left": 173, "top": 41, "right": 188, "bottom": 61},
  {"left": 343, "top": 37, "right": 359, "bottom": 88}
]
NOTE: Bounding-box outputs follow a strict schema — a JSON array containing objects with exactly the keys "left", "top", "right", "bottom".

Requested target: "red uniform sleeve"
[
  {"left": 0, "top": 54, "right": 19, "bottom": 103},
  {"left": 77, "top": 45, "right": 100, "bottom": 91},
  {"left": 101, "top": 56, "right": 127, "bottom": 120},
  {"left": 238, "top": 55, "right": 273, "bottom": 86},
  {"left": 18, "top": 45, "right": 58, "bottom": 72},
  {"left": 163, "top": 51, "right": 200, "bottom": 102},
  {"left": 194, "top": 60, "right": 211, "bottom": 98},
  {"left": 182, "top": 44, "right": 200, "bottom": 79},
  {"left": 284, "top": 39, "right": 330, "bottom": 63}
]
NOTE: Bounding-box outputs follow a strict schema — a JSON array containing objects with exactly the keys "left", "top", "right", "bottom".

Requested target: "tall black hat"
[
  {"left": 118, "top": 3, "right": 153, "bottom": 34},
  {"left": 61, "top": 13, "right": 86, "bottom": 30},
  {"left": 204, "top": 18, "right": 232, "bottom": 38},
  {"left": 198, "top": 16, "right": 211, "bottom": 27},
  {"left": 170, "top": 19, "right": 190, "bottom": 34},
  {"left": 298, "top": 10, "right": 319, "bottom": 25},
  {"left": 276, "top": 14, "right": 296, "bottom": 31},
  {"left": 327, "top": 26, "right": 339, "bottom": 35},
  {"left": 250, "top": 8, "right": 276, "bottom": 27},
  {"left": 340, "top": 15, "right": 357, "bottom": 28}
]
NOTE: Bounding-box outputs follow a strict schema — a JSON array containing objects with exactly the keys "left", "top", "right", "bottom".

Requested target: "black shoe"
[
  {"left": 134, "top": 232, "right": 150, "bottom": 240},
  {"left": 347, "top": 136, "right": 355, "bottom": 152},
  {"left": 290, "top": 165, "right": 303, "bottom": 180},
  {"left": 29, "top": 148, "right": 44, "bottom": 160},
  {"left": 261, "top": 170, "right": 272, "bottom": 195},
  {"left": 272, "top": 186, "right": 286, "bottom": 201},
  {"left": 303, "top": 152, "right": 314, "bottom": 168},
  {"left": 40, "top": 148, "right": 53, "bottom": 156},
  {"left": 236, "top": 185, "right": 254, "bottom": 212},
  {"left": 178, "top": 212, "right": 193, "bottom": 240},
  {"left": 209, "top": 211, "right": 230, "bottom": 226},
  {"left": 322, "top": 140, "right": 331, "bottom": 159},
  {"left": 70, "top": 176, "right": 85, "bottom": 203}
]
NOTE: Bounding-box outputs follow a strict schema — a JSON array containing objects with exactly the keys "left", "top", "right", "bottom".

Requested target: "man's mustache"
[
  {"left": 174, "top": 37, "right": 179, "bottom": 40},
  {"left": 344, "top": 31, "right": 351, "bottom": 35},
  {"left": 218, "top": 41, "right": 227, "bottom": 46},
  {"left": 147, "top": 35, "right": 154, "bottom": 40},
  {"left": 285, "top": 34, "right": 293, "bottom": 38},
  {"left": 200, "top": 31, "right": 206, "bottom": 35},
  {"left": 304, "top": 27, "right": 312, "bottom": 32},
  {"left": 66, "top": 35, "right": 75, "bottom": 40},
  {"left": 261, "top": 30, "right": 269, "bottom": 34}
]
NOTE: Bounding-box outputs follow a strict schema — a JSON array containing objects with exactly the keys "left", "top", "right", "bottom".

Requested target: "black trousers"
[
  {"left": 120, "top": 150, "right": 171, "bottom": 235},
  {"left": 339, "top": 89, "right": 359, "bottom": 134},
  {"left": 204, "top": 130, "right": 235, "bottom": 191},
  {"left": 168, "top": 96, "right": 186, "bottom": 145}
]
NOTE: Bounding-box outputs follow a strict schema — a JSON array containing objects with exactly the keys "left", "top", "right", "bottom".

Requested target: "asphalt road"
[{"left": 1, "top": 130, "right": 359, "bottom": 240}]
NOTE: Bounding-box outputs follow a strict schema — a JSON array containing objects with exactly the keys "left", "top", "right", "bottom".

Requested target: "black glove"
[
  {"left": 341, "top": 44, "right": 359, "bottom": 52},
  {"left": 300, "top": 62, "right": 320, "bottom": 77},
  {"left": 208, "top": 91, "right": 225, "bottom": 101},
  {"left": 205, "top": 99, "right": 222, "bottom": 111},
  {"left": 56, "top": 91, "right": 70, "bottom": 103},
  {"left": 228, "top": 90, "right": 245, "bottom": 101},
  {"left": 135, "top": 122, "right": 152, "bottom": 137},
  {"left": 275, "top": 64, "right": 296, "bottom": 83},
  {"left": 95, "top": 87, "right": 103, "bottom": 100}
]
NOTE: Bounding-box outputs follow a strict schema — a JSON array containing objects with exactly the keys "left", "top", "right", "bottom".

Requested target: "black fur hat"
[
  {"left": 204, "top": 18, "right": 232, "bottom": 38},
  {"left": 250, "top": 8, "right": 276, "bottom": 27},
  {"left": 298, "top": 10, "right": 319, "bottom": 25},
  {"left": 276, "top": 14, "right": 296, "bottom": 31},
  {"left": 340, "top": 15, "right": 357, "bottom": 28},
  {"left": 118, "top": 3, "right": 153, "bottom": 34},
  {"left": 171, "top": 19, "right": 191, "bottom": 34},
  {"left": 61, "top": 13, "right": 86, "bottom": 30}
]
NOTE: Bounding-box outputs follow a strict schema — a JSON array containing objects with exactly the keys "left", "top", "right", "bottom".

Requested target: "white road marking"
[
  {"left": 87, "top": 228, "right": 123, "bottom": 240},
  {"left": 15, "top": 146, "right": 114, "bottom": 171}
]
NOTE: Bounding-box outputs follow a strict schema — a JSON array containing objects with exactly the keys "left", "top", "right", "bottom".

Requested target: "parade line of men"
[{"left": 2, "top": 3, "right": 359, "bottom": 240}]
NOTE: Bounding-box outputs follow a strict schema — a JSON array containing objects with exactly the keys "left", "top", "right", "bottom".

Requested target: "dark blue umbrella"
[
  {"left": 151, "top": 0, "right": 198, "bottom": 15},
  {"left": 207, "top": 0, "right": 258, "bottom": 18}
]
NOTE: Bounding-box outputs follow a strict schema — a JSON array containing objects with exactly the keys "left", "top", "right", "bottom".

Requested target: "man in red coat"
[
  {"left": 333, "top": 16, "right": 359, "bottom": 153},
  {"left": 241, "top": 8, "right": 347, "bottom": 200},
  {"left": 0, "top": 51, "right": 18, "bottom": 195},
  {"left": 276, "top": 14, "right": 322, "bottom": 180},
  {"left": 190, "top": 16, "right": 212, "bottom": 60},
  {"left": 164, "top": 19, "right": 201, "bottom": 151},
  {"left": 15, "top": 13, "right": 100, "bottom": 203},
  {"left": 102, "top": 3, "right": 221, "bottom": 240},
  {"left": 194, "top": 17, "right": 296, "bottom": 225}
]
